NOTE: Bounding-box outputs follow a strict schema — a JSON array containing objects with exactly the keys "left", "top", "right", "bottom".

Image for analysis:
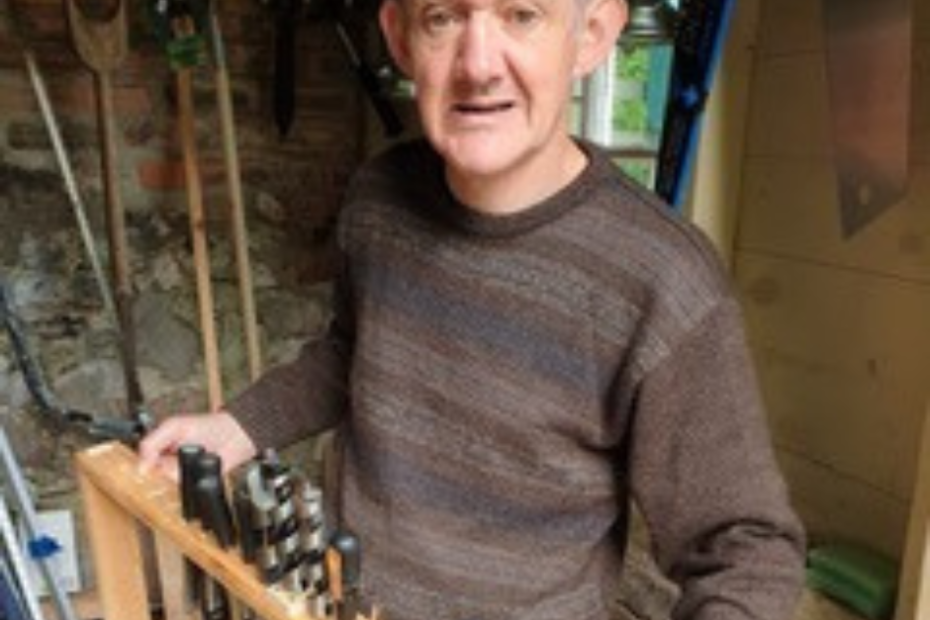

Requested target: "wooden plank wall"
[{"left": 733, "top": 0, "right": 930, "bottom": 557}]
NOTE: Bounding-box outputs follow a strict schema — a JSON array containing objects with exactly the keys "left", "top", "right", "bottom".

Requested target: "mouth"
[{"left": 452, "top": 101, "right": 516, "bottom": 115}]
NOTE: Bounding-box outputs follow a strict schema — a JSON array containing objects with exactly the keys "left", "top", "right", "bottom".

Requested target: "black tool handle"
[
  {"left": 194, "top": 455, "right": 236, "bottom": 620},
  {"left": 330, "top": 530, "right": 361, "bottom": 586},
  {"left": 177, "top": 444, "right": 207, "bottom": 608},
  {"left": 273, "top": 0, "right": 300, "bottom": 138},
  {"left": 356, "top": 58, "right": 404, "bottom": 138},
  {"left": 201, "top": 578, "right": 231, "bottom": 620},
  {"left": 333, "top": 21, "right": 403, "bottom": 138},
  {"left": 179, "top": 444, "right": 206, "bottom": 521},
  {"left": 329, "top": 530, "right": 361, "bottom": 620},
  {"left": 195, "top": 454, "right": 238, "bottom": 548},
  {"left": 233, "top": 491, "right": 259, "bottom": 562}
]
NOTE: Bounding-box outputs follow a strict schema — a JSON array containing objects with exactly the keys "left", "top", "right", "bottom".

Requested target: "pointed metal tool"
[{"left": 822, "top": 0, "right": 913, "bottom": 237}]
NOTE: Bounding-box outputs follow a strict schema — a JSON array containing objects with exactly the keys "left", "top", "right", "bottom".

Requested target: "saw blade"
[{"left": 822, "top": 0, "right": 912, "bottom": 237}]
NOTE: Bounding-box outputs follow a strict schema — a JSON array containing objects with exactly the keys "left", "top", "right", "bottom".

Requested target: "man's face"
[{"left": 380, "top": 0, "right": 623, "bottom": 197}]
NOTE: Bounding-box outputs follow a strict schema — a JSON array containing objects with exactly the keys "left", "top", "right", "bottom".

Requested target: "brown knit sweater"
[{"left": 227, "top": 139, "right": 805, "bottom": 620}]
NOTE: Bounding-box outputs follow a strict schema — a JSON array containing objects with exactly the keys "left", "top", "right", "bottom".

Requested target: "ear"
[
  {"left": 574, "top": 0, "right": 627, "bottom": 78},
  {"left": 380, "top": 0, "right": 414, "bottom": 77}
]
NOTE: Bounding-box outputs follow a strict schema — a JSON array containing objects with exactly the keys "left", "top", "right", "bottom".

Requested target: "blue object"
[
  {"left": 0, "top": 560, "right": 29, "bottom": 620},
  {"left": 654, "top": 0, "right": 738, "bottom": 209},
  {"left": 27, "top": 534, "right": 62, "bottom": 560}
]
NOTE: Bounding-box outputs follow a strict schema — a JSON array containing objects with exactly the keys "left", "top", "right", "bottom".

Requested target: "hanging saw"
[
  {"left": 0, "top": 280, "right": 151, "bottom": 443},
  {"left": 653, "top": 0, "right": 737, "bottom": 209},
  {"left": 822, "top": 0, "right": 913, "bottom": 237}
]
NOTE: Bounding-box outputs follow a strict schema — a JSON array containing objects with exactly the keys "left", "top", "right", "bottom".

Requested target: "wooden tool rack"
[{"left": 75, "top": 441, "right": 346, "bottom": 620}]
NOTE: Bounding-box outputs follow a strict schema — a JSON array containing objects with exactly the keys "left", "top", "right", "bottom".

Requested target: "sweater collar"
[{"left": 416, "top": 139, "right": 613, "bottom": 238}]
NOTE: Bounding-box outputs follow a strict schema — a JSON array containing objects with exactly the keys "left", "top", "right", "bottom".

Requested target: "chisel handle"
[
  {"left": 179, "top": 444, "right": 206, "bottom": 521},
  {"left": 195, "top": 454, "right": 238, "bottom": 548},
  {"left": 328, "top": 530, "right": 361, "bottom": 620}
]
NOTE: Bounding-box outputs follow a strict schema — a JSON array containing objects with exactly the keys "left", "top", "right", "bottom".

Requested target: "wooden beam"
[
  {"left": 76, "top": 449, "right": 150, "bottom": 620},
  {"left": 896, "top": 405, "right": 930, "bottom": 620}
]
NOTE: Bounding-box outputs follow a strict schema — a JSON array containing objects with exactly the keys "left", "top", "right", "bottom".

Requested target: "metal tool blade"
[{"left": 822, "top": 0, "right": 912, "bottom": 237}]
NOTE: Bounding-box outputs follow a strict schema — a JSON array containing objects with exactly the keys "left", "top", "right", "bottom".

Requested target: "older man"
[{"left": 139, "top": 0, "right": 806, "bottom": 618}]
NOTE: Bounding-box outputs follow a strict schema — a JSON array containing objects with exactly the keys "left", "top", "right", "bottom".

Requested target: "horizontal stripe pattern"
[
  {"left": 229, "top": 139, "right": 804, "bottom": 620},
  {"left": 335, "top": 140, "right": 731, "bottom": 620}
]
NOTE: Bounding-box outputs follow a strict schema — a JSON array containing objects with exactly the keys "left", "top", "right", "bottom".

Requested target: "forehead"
[{"left": 399, "top": 0, "right": 582, "bottom": 13}]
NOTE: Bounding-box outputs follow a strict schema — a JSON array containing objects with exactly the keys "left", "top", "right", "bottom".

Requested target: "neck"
[{"left": 446, "top": 139, "right": 588, "bottom": 215}]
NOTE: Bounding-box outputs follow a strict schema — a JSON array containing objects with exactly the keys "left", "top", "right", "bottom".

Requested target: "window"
[{"left": 573, "top": 1, "right": 680, "bottom": 190}]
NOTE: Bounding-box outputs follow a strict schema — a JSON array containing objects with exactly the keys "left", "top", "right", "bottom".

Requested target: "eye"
[
  {"left": 421, "top": 6, "right": 459, "bottom": 35},
  {"left": 504, "top": 4, "right": 543, "bottom": 30}
]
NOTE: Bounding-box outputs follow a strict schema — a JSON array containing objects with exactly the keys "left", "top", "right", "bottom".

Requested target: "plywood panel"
[
  {"left": 736, "top": 253, "right": 930, "bottom": 501},
  {"left": 738, "top": 160, "right": 930, "bottom": 282},
  {"left": 756, "top": 0, "right": 823, "bottom": 55},
  {"left": 912, "top": 39, "right": 930, "bottom": 166},
  {"left": 744, "top": 54, "right": 832, "bottom": 159},
  {"left": 737, "top": 0, "right": 930, "bottom": 587},
  {"left": 778, "top": 449, "right": 907, "bottom": 557},
  {"left": 917, "top": 0, "right": 930, "bottom": 44}
]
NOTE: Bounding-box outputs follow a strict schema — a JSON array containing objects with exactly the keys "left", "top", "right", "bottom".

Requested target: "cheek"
[{"left": 409, "top": 58, "right": 453, "bottom": 99}]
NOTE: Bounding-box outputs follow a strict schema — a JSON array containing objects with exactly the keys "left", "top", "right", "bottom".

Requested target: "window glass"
[{"left": 574, "top": 1, "right": 679, "bottom": 190}]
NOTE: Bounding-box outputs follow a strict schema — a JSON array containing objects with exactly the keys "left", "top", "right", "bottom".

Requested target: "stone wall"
[{"left": 0, "top": 0, "right": 373, "bottom": 582}]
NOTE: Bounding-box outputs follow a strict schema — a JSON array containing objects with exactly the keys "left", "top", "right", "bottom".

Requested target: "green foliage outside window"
[
  {"left": 616, "top": 47, "right": 650, "bottom": 81},
  {"left": 616, "top": 159, "right": 654, "bottom": 187},
  {"left": 616, "top": 100, "right": 647, "bottom": 134}
]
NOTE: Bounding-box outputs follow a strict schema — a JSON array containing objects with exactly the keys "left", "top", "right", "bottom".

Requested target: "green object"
[
  {"left": 806, "top": 543, "right": 899, "bottom": 620},
  {"left": 146, "top": 0, "right": 210, "bottom": 69}
]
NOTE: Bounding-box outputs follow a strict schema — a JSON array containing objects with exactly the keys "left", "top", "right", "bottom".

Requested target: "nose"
[{"left": 455, "top": 14, "right": 502, "bottom": 86}]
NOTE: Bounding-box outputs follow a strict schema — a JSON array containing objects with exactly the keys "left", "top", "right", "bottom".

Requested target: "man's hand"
[{"left": 136, "top": 410, "right": 258, "bottom": 481}]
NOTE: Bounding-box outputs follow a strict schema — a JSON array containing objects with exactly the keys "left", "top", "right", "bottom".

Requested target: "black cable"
[{"left": 0, "top": 279, "right": 149, "bottom": 443}]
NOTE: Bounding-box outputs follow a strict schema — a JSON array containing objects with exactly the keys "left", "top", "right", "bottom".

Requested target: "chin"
[{"left": 439, "top": 138, "right": 528, "bottom": 178}]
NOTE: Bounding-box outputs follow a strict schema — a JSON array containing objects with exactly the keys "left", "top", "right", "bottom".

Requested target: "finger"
[{"left": 136, "top": 418, "right": 188, "bottom": 474}]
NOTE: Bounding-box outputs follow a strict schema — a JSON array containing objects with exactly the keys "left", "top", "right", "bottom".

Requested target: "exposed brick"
[
  {"left": 121, "top": 116, "right": 162, "bottom": 148},
  {"left": 136, "top": 156, "right": 225, "bottom": 192},
  {"left": 0, "top": 46, "right": 22, "bottom": 71},
  {"left": 113, "top": 84, "right": 153, "bottom": 117},
  {"left": 6, "top": 119, "right": 98, "bottom": 152},
  {"left": 18, "top": 4, "right": 68, "bottom": 39},
  {"left": 7, "top": 121, "right": 51, "bottom": 149},
  {"left": 136, "top": 159, "right": 186, "bottom": 191},
  {"left": 0, "top": 82, "right": 36, "bottom": 115},
  {"left": 43, "top": 75, "right": 99, "bottom": 117}
]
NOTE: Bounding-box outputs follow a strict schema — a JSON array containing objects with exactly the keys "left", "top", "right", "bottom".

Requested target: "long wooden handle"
[
  {"left": 96, "top": 71, "right": 144, "bottom": 410},
  {"left": 212, "top": 12, "right": 262, "bottom": 381},
  {"left": 177, "top": 65, "right": 223, "bottom": 411}
]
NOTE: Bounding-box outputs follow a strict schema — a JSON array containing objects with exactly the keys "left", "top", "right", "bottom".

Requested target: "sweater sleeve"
[
  {"left": 225, "top": 259, "right": 355, "bottom": 452},
  {"left": 627, "top": 298, "right": 806, "bottom": 620}
]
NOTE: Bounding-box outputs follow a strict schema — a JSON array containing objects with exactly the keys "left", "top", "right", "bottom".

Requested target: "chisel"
[
  {"left": 194, "top": 452, "right": 237, "bottom": 620},
  {"left": 327, "top": 531, "right": 361, "bottom": 620},
  {"left": 178, "top": 444, "right": 206, "bottom": 609}
]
